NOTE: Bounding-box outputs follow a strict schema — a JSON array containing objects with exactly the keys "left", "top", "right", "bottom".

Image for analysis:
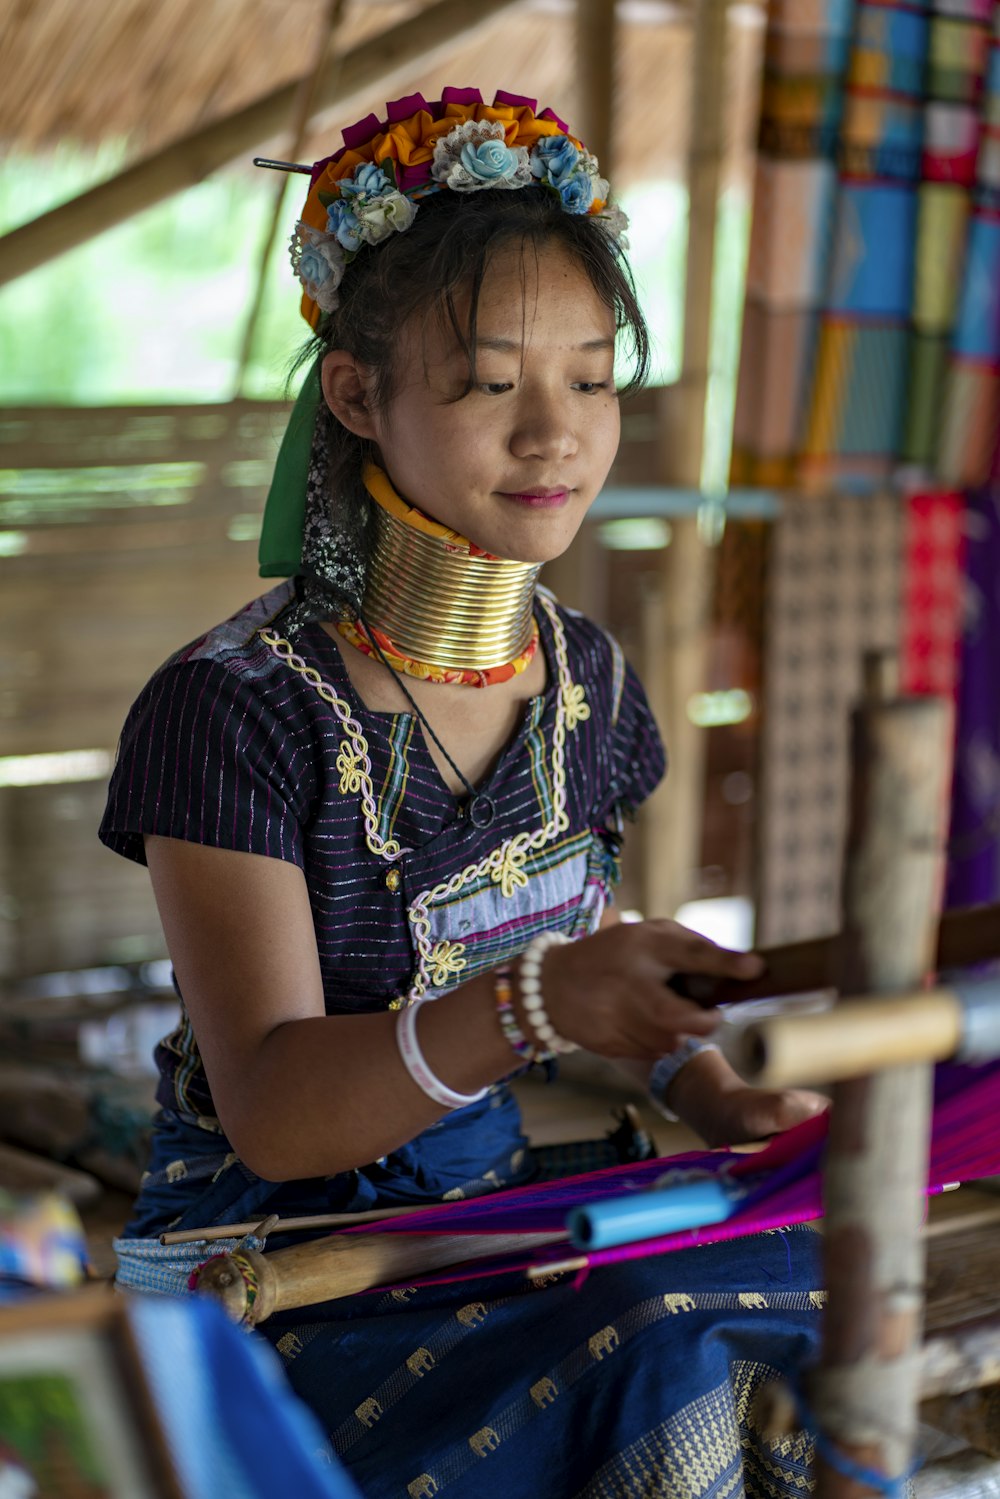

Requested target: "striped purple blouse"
[{"left": 100, "top": 581, "right": 665, "bottom": 1118}]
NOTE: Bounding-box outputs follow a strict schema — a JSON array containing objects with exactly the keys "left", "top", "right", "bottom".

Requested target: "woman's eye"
[
  {"left": 574, "top": 381, "right": 611, "bottom": 394},
  {"left": 479, "top": 382, "right": 513, "bottom": 396}
]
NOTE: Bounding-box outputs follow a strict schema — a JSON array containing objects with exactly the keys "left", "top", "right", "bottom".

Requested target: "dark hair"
[{"left": 291, "top": 186, "right": 650, "bottom": 597}]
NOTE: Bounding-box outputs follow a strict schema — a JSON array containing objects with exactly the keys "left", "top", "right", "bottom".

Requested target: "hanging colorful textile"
[
  {"left": 731, "top": 0, "right": 853, "bottom": 490},
  {"left": 900, "top": 490, "right": 966, "bottom": 699},
  {"left": 755, "top": 492, "right": 903, "bottom": 945},
  {"left": 733, "top": 0, "right": 1000, "bottom": 492}
]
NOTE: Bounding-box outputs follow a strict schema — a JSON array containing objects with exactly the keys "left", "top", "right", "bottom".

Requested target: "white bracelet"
[
  {"left": 517, "top": 932, "right": 578, "bottom": 1055},
  {"left": 395, "top": 1001, "right": 489, "bottom": 1110}
]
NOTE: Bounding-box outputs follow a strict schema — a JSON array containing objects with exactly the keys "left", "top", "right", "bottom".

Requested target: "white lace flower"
[
  {"left": 431, "top": 119, "right": 532, "bottom": 193},
  {"left": 353, "top": 189, "right": 418, "bottom": 244},
  {"left": 597, "top": 202, "right": 630, "bottom": 246},
  {"left": 290, "top": 222, "right": 346, "bottom": 312}
]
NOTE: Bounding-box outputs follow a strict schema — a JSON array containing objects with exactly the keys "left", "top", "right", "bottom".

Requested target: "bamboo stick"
[
  {"left": 159, "top": 1202, "right": 435, "bottom": 1245},
  {"left": 814, "top": 676, "right": 953, "bottom": 1498},
  {"left": 233, "top": 0, "right": 348, "bottom": 396},
  {"left": 193, "top": 1229, "right": 565, "bottom": 1325},
  {"left": 728, "top": 989, "right": 964, "bottom": 1088},
  {"left": 0, "top": 0, "right": 523, "bottom": 287}
]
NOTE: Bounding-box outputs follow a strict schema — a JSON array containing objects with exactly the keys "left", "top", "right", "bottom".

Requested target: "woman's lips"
[{"left": 498, "top": 488, "right": 571, "bottom": 509}]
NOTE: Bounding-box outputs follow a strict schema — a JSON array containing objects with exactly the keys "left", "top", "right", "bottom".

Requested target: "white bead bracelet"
[
  {"left": 396, "top": 1001, "right": 489, "bottom": 1110},
  {"left": 517, "top": 932, "right": 578, "bottom": 1055}
]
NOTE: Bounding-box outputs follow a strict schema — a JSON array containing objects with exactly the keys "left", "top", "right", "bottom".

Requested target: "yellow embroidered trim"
[
  {"left": 260, "top": 597, "right": 589, "bottom": 1004},
  {"left": 427, "top": 939, "right": 468, "bottom": 987},
  {"left": 259, "top": 629, "right": 403, "bottom": 862},
  {"left": 335, "top": 738, "right": 366, "bottom": 795},
  {"left": 562, "top": 682, "right": 590, "bottom": 731},
  {"left": 405, "top": 591, "right": 574, "bottom": 1001}
]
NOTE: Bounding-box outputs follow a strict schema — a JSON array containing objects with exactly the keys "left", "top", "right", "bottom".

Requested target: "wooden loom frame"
[{"left": 186, "top": 654, "right": 1000, "bottom": 1498}]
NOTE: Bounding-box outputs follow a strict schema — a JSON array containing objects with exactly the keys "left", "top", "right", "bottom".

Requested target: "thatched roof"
[{"left": 1, "top": 0, "right": 763, "bottom": 191}]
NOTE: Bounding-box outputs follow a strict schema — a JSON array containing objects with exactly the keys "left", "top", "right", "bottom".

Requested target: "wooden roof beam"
[{"left": 0, "top": 0, "right": 524, "bottom": 288}]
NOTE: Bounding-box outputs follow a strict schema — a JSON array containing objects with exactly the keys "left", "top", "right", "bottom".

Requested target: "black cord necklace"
[{"left": 357, "top": 606, "right": 497, "bottom": 829}]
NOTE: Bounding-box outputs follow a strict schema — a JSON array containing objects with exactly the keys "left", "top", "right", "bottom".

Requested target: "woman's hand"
[
  {"left": 534, "top": 919, "right": 764, "bottom": 1058},
  {"left": 663, "top": 1047, "right": 829, "bottom": 1148}
]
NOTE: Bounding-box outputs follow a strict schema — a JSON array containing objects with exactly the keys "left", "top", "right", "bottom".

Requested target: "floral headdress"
[{"left": 290, "top": 86, "right": 628, "bottom": 327}]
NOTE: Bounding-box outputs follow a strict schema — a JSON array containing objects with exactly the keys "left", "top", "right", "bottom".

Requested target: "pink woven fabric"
[{"left": 347, "top": 1062, "right": 1000, "bottom": 1289}]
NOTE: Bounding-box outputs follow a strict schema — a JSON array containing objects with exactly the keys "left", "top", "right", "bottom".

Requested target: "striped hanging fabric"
[{"left": 732, "top": 0, "right": 1000, "bottom": 493}]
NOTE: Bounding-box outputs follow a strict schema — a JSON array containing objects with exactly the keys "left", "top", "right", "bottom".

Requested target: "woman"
[{"left": 102, "top": 89, "right": 823, "bottom": 1498}]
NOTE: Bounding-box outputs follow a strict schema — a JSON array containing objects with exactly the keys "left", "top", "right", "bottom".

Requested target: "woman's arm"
[
  {"left": 145, "top": 835, "right": 760, "bottom": 1182},
  {"left": 145, "top": 835, "right": 516, "bottom": 1181}
]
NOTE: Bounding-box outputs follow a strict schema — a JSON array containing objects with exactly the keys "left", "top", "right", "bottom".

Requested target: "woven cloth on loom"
[
  {"left": 732, "top": 0, "right": 1000, "bottom": 492},
  {"left": 755, "top": 491, "right": 903, "bottom": 945},
  {"left": 347, "top": 1061, "right": 1000, "bottom": 1289}
]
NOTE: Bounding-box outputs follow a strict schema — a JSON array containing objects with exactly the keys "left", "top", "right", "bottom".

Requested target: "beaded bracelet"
[
  {"left": 396, "top": 1001, "right": 489, "bottom": 1111},
  {"left": 494, "top": 964, "right": 557, "bottom": 1065},
  {"left": 494, "top": 964, "right": 540, "bottom": 1063},
  {"left": 518, "top": 932, "right": 578, "bottom": 1056}
]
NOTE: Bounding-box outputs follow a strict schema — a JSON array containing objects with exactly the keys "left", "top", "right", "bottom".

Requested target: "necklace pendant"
[{"left": 468, "top": 794, "right": 496, "bottom": 829}]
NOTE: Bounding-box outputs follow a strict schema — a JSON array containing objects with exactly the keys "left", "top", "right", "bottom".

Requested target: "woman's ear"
[{"left": 320, "top": 351, "right": 378, "bottom": 439}]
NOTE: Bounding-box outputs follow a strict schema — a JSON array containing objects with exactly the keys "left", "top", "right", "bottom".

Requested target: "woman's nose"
[{"left": 509, "top": 393, "right": 579, "bottom": 460}]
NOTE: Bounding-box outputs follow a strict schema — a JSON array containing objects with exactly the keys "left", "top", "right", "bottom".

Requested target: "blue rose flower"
[
  {"left": 326, "top": 199, "right": 363, "bottom": 252},
  {"left": 531, "top": 135, "right": 580, "bottom": 184},
  {"left": 340, "top": 162, "right": 393, "bottom": 200},
  {"left": 556, "top": 172, "right": 595, "bottom": 214},
  {"left": 459, "top": 139, "right": 519, "bottom": 183},
  {"left": 299, "top": 242, "right": 335, "bottom": 290}
]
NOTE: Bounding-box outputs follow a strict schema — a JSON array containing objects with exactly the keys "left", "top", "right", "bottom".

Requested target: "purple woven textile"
[
  {"left": 947, "top": 484, "right": 1000, "bottom": 908},
  {"left": 349, "top": 1060, "right": 1000, "bottom": 1288}
]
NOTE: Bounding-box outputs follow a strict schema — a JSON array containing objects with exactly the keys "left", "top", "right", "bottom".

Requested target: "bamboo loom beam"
[
  {"left": 666, "top": 897, "right": 1000, "bottom": 1009},
  {"left": 727, "top": 979, "right": 1000, "bottom": 1088},
  {"left": 0, "top": 0, "right": 524, "bottom": 288},
  {"left": 814, "top": 667, "right": 953, "bottom": 1499},
  {"left": 194, "top": 1228, "right": 565, "bottom": 1327}
]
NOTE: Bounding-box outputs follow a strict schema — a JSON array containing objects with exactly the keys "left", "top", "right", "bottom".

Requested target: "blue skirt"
[
  {"left": 260, "top": 1227, "right": 823, "bottom": 1499},
  {"left": 120, "top": 1106, "right": 824, "bottom": 1498}
]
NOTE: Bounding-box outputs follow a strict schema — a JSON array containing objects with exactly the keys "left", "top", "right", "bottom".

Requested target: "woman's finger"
[{"left": 645, "top": 926, "right": 765, "bottom": 980}]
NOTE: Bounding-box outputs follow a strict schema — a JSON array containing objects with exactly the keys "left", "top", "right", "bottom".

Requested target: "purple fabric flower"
[{"left": 395, "top": 162, "right": 434, "bottom": 193}]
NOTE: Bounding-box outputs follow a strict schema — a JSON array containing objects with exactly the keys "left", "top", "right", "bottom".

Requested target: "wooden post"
[
  {"left": 576, "top": 0, "right": 618, "bottom": 171},
  {"left": 640, "top": 0, "right": 729, "bottom": 917},
  {"left": 0, "top": 0, "right": 523, "bottom": 287},
  {"left": 814, "top": 661, "right": 953, "bottom": 1497}
]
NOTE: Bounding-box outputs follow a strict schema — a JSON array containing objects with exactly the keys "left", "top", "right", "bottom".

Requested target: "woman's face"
[{"left": 348, "top": 242, "right": 621, "bottom": 563}]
